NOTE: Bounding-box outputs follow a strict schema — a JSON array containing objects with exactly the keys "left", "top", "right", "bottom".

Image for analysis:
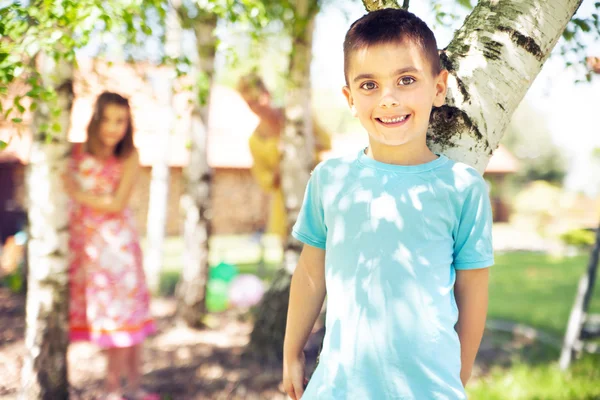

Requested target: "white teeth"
[{"left": 379, "top": 115, "right": 408, "bottom": 123}]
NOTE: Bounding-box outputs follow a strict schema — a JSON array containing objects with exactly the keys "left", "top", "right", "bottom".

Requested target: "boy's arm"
[
  {"left": 283, "top": 244, "right": 326, "bottom": 400},
  {"left": 454, "top": 267, "right": 489, "bottom": 387}
]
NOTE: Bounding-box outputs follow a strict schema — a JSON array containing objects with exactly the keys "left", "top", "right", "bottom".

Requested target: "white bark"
[
  {"left": 247, "top": 0, "right": 319, "bottom": 361},
  {"left": 144, "top": 6, "right": 180, "bottom": 293},
  {"left": 363, "top": 0, "right": 583, "bottom": 174},
  {"left": 176, "top": 12, "right": 217, "bottom": 327},
  {"left": 20, "top": 52, "right": 73, "bottom": 400},
  {"left": 280, "top": 0, "right": 319, "bottom": 272}
]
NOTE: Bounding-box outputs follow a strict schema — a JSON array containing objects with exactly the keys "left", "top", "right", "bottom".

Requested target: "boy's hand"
[
  {"left": 460, "top": 367, "right": 472, "bottom": 387},
  {"left": 283, "top": 352, "right": 307, "bottom": 399}
]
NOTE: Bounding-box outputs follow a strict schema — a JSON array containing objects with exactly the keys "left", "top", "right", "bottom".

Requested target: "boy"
[{"left": 282, "top": 8, "right": 493, "bottom": 400}]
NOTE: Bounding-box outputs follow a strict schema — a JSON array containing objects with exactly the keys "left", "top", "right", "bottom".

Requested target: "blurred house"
[
  {"left": 485, "top": 144, "right": 519, "bottom": 222},
  {"left": 0, "top": 58, "right": 267, "bottom": 238},
  {"left": 1, "top": 58, "right": 521, "bottom": 239}
]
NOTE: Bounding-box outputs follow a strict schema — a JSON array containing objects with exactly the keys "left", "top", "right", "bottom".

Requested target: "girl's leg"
[
  {"left": 125, "top": 344, "right": 142, "bottom": 391},
  {"left": 105, "top": 347, "right": 126, "bottom": 395},
  {"left": 124, "top": 344, "right": 160, "bottom": 400}
]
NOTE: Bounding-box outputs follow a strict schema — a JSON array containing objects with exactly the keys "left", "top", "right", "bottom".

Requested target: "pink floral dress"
[{"left": 68, "top": 145, "right": 156, "bottom": 348}]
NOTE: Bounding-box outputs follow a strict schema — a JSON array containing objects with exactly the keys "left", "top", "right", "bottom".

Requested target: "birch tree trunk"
[
  {"left": 144, "top": 5, "right": 180, "bottom": 293},
  {"left": 247, "top": 0, "right": 319, "bottom": 363},
  {"left": 426, "top": 0, "right": 583, "bottom": 172},
  {"left": 20, "top": 53, "right": 74, "bottom": 400},
  {"left": 175, "top": 11, "right": 218, "bottom": 328}
]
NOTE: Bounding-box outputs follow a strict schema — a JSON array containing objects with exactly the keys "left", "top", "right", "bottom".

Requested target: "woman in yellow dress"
[{"left": 237, "top": 74, "right": 331, "bottom": 241}]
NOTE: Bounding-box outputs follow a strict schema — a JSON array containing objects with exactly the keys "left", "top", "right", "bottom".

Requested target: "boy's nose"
[
  {"left": 379, "top": 89, "right": 400, "bottom": 109},
  {"left": 379, "top": 96, "right": 399, "bottom": 109}
]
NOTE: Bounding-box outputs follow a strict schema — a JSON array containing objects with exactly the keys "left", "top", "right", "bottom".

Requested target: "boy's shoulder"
[
  {"left": 312, "top": 151, "right": 361, "bottom": 178},
  {"left": 436, "top": 156, "right": 487, "bottom": 194}
]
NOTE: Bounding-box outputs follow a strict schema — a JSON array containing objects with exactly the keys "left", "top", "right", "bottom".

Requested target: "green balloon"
[
  {"left": 206, "top": 280, "right": 229, "bottom": 312},
  {"left": 209, "top": 262, "right": 238, "bottom": 283}
]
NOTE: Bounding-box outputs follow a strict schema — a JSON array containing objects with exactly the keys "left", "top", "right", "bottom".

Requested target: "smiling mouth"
[{"left": 376, "top": 115, "right": 410, "bottom": 126}]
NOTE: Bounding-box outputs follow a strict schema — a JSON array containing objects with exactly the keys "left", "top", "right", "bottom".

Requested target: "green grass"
[
  {"left": 489, "top": 251, "right": 600, "bottom": 336},
  {"left": 144, "top": 235, "right": 283, "bottom": 296},
  {"left": 469, "top": 251, "right": 600, "bottom": 399},
  {"left": 468, "top": 355, "right": 600, "bottom": 400},
  {"left": 149, "top": 237, "right": 600, "bottom": 398}
]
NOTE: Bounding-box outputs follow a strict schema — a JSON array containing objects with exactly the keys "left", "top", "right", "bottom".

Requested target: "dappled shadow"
[
  {"left": 475, "top": 328, "right": 561, "bottom": 378},
  {"left": 0, "top": 288, "right": 25, "bottom": 348},
  {"left": 299, "top": 152, "right": 493, "bottom": 398}
]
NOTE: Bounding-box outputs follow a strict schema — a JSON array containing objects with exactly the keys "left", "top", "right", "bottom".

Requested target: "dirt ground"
[{"left": 0, "top": 287, "right": 557, "bottom": 400}]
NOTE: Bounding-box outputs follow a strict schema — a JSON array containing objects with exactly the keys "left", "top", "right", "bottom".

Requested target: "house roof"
[{"left": 485, "top": 144, "right": 519, "bottom": 174}]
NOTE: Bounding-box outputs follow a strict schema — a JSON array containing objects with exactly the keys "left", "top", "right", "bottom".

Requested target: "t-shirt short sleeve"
[
  {"left": 292, "top": 164, "right": 327, "bottom": 249},
  {"left": 453, "top": 175, "right": 494, "bottom": 270}
]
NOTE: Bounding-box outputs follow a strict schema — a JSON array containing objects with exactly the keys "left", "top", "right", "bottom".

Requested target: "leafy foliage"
[
  {"left": 502, "top": 103, "right": 567, "bottom": 185},
  {"left": 560, "top": 228, "right": 596, "bottom": 248},
  {"left": 0, "top": 0, "right": 167, "bottom": 133}
]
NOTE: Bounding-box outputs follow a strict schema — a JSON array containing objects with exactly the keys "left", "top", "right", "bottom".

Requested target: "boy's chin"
[{"left": 367, "top": 134, "right": 418, "bottom": 148}]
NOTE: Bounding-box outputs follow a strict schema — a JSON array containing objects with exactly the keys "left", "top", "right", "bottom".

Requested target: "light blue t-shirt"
[{"left": 292, "top": 149, "right": 494, "bottom": 400}]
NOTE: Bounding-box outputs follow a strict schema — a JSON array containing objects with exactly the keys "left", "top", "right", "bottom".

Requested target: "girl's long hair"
[{"left": 86, "top": 91, "right": 135, "bottom": 159}]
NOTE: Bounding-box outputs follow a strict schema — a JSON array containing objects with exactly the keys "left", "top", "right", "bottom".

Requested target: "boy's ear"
[
  {"left": 342, "top": 86, "right": 357, "bottom": 117},
  {"left": 433, "top": 69, "right": 449, "bottom": 107}
]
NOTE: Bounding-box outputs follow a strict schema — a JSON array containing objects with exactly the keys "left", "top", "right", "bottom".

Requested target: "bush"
[{"left": 560, "top": 229, "right": 596, "bottom": 248}]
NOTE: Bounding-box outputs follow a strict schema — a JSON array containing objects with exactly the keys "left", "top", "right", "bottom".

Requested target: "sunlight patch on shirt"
[
  {"left": 332, "top": 216, "right": 346, "bottom": 245},
  {"left": 408, "top": 185, "right": 429, "bottom": 211},
  {"left": 370, "top": 193, "right": 403, "bottom": 231}
]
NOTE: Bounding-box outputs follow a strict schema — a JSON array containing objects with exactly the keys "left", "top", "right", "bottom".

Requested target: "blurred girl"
[
  {"left": 237, "top": 73, "right": 331, "bottom": 241},
  {"left": 64, "top": 91, "right": 158, "bottom": 400}
]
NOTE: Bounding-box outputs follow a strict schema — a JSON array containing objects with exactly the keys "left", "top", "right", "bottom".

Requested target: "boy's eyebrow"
[{"left": 352, "top": 67, "right": 420, "bottom": 83}]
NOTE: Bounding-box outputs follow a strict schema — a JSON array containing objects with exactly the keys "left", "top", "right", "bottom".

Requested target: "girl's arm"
[
  {"left": 67, "top": 150, "right": 140, "bottom": 213},
  {"left": 283, "top": 244, "right": 326, "bottom": 400},
  {"left": 454, "top": 267, "right": 489, "bottom": 387}
]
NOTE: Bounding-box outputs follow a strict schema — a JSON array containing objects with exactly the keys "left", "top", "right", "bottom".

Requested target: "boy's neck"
[{"left": 366, "top": 140, "right": 437, "bottom": 166}]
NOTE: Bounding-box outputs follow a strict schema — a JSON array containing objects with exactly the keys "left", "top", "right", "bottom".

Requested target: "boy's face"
[{"left": 343, "top": 41, "right": 448, "bottom": 149}]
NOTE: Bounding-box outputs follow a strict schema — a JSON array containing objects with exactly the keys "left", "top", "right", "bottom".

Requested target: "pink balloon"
[{"left": 228, "top": 274, "right": 265, "bottom": 308}]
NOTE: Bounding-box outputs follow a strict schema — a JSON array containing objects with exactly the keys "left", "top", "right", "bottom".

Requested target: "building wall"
[
  {"left": 4, "top": 163, "right": 270, "bottom": 238},
  {"left": 210, "top": 168, "right": 268, "bottom": 235},
  {"left": 130, "top": 167, "right": 268, "bottom": 237}
]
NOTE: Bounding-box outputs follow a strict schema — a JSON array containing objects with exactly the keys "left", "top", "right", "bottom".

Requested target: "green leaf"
[
  {"left": 0, "top": 140, "right": 7, "bottom": 150},
  {"left": 11, "top": 118, "right": 22, "bottom": 123},
  {"left": 52, "top": 122, "right": 62, "bottom": 133},
  {"left": 572, "top": 18, "right": 591, "bottom": 32},
  {"left": 562, "top": 28, "right": 575, "bottom": 41},
  {"left": 457, "top": 0, "right": 472, "bottom": 8}
]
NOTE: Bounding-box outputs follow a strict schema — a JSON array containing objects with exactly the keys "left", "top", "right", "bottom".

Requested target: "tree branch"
[{"left": 362, "top": 0, "right": 402, "bottom": 12}]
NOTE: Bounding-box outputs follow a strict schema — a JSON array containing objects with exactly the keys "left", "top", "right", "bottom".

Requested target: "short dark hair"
[
  {"left": 343, "top": 8, "right": 441, "bottom": 84},
  {"left": 86, "top": 91, "right": 135, "bottom": 159}
]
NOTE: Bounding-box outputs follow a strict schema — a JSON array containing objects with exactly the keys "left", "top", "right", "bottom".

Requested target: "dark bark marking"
[
  {"left": 498, "top": 26, "right": 544, "bottom": 62},
  {"left": 429, "top": 105, "right": 487, "bottom": 148}
]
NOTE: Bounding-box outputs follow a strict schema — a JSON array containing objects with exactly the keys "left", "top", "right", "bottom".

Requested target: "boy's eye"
[
  {"left": 399, "top": 77, "right": 415, "bottom": 85},
  {"left": 360, "top": 81, "right": 377, "bottom": 90}
]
